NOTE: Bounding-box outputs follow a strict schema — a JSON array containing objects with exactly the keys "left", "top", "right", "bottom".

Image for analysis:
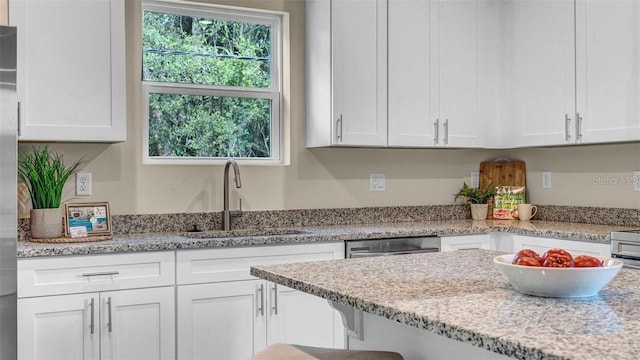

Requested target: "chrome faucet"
[{"left": 223, "top": 159, "right": 242, "bottom": 231}]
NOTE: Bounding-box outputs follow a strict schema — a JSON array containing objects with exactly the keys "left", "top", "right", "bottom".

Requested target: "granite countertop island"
[
  {"left": 17, "top": 219, "right": 636, "bottom": 258},
  {"left": 250, "top": 249, "right": 640, "bottom": 360}
]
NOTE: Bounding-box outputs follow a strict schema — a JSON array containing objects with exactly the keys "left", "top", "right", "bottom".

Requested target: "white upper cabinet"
[
  {"left": 387, "top": 0, "right": 434, "bottom": 146},
  {"left": 308, "top": 0, "right": 638, "bottom": 149},
  {"left": 500, "top": 0, "right": 576, "bottom": 147},
  {"left": 501, "top": 0, "right": 639, "bottom": 148},
  {"left": 387, "top": 0, "right": 493, "bottom": 148},
  {"left": 306, "top": 0, "right": 387, "bottom": 147},
  {"left": 575, "top": 0, "right": 640, "bottom": 144},
  {"left": 9, "top": 0, "right": 126, "bottom": 142},
  {"left": 432, "top": 0, "right": 488, "bottom": 148}
]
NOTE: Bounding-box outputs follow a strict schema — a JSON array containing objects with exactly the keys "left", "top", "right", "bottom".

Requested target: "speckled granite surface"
[
  {"left": 17, "top": 219, "right": 637, "bottom": 258},
  {"left": 250, "top": 249, "right": 640, "bottom": 360},
  {"left": 17, "top": 204, "right": 640, "bottom": 240}
]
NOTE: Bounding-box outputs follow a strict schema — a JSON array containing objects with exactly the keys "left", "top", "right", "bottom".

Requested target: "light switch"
[
  {"left": 633, "top": 171, "right": 640, "bottom": 192},
  {"left": 542, "top": 171, "right": 552, "bottom": 189},
  {"left": 369, "top": 173, "right": 385, "bottom": 192}
]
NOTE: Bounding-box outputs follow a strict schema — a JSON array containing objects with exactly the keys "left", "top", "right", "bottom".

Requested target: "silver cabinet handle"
[
  {"left": 107, "top": 297, "right": 113, "bottom": 333},
  {"left": 336, "top": 114, "right": 343, "bottom": 142},
  {"left": 82, "top": 271, "right": 120, "bottom": 277},
  {"left": 257, "top": 284, "right": 264, "bottom": 316},
  {"left": 433, "top": 119, "right": 439, "bottom": 145},
  {"left": 443, "top": 119, "right": 449, "bottom": 146},
  {"left": 272, "top": 284, "right": 278, "bottom": 315},
  {"left": 89, "top": 298, "right": 95, "bottom": 334},
  {"left": 17, "top": 102, "right": 21, "bottom": 136},
  {"left": 576, "top": 112, "right": 583, "bottom": 141},
  {"left": 565, "top": 114, "right": 571, "bottom": 142}
]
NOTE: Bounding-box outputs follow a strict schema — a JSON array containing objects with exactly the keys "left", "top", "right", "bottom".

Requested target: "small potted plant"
[
  {"left": 455, "top": 182, "right": 498, "bottom": 220},
  {"left": 18, "top": 146, "right": 82, "bottom": 239}
]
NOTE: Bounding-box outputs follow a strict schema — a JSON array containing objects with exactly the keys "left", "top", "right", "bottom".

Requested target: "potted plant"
[
  {"left": 18, "top": 146, "right": 82, "bottom": 238},
  {"left": 455, "top": 182, "right": 498, "bottom": 220}
]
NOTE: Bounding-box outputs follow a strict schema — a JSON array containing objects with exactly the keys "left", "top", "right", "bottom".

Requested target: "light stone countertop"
[
  {"left": 250, "top": 249, "right": 640, "bottom": 360},
  {"left": 16, "top": 219, "right": 636, "bottom": 258}
]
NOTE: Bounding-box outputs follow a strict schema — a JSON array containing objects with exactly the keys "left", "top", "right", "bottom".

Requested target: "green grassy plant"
[
  {"left": 18, "top": 146, "right": 82, "bottom": 209},
  {"left": 455, "top": 182, "right": 498, "bottom": 204}
]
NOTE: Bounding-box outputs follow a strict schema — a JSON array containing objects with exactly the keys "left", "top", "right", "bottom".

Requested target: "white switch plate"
[
  {"left": 470, "top": 171, "right": 480, "bottom": 188},
  {"left": 633, "top": 171, "right": 640, "bottom": 192},
  {"left": 542, "top": 171, "right": 552, "bottom": 189},
  {"left": 369, "top": 173, "right": 385, "bottom": 192},
  {"left": 76, "top": 173, "right": 92, "bottom": 196}
]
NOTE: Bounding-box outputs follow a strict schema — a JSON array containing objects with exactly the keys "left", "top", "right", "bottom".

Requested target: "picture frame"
[{"left": 64, "top": 202, "right": 112, "bottom": 237}]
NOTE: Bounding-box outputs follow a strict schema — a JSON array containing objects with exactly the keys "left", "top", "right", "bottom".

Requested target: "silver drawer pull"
[
  {"left": 89, "top": 298, "right": 95, "bottom": 334},
  {"left": 107, "top": 297, "right": 113, "bottom": 333},
  {"left": 82, "top": 271, "right": 120, "bottom": 277}
]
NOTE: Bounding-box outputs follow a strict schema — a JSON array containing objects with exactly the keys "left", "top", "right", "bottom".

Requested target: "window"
[{"left": 142, "top": 1, "right": 283, "bottom": 164}]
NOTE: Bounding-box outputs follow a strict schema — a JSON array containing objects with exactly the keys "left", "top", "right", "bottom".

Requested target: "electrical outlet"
[
  {"left": 369, "top": 173, "right": 385, "bottom": 192},
  {"left": 76, "top": 173, "right": 92, "bottom": 196},
  {"left": 633, "top": 171, "right": 640, "bottom": 192},
  {"left": 470, "top": 171, "right": 480, "bottom": 188},
  {"left": 542, "top": 171, "right": 552, "bottom": 189}
]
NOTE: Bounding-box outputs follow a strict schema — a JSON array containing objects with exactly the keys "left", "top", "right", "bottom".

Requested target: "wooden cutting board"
[
  {"left": 479, "top": 159, "right": 526, "bottom": 187},
  {"left": 479, "top": 159, "right": 526, "bottom": 219}
]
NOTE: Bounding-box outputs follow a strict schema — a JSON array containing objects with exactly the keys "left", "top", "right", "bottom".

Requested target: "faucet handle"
[{"left": 230, "top": 198, "right": 243, "bottom": 217}]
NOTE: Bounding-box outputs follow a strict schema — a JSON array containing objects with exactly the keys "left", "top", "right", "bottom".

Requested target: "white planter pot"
[
  {"left": 30, "top": 208, "right": 63, "bottom": 239},
  {"left": 470, "top": 204, "right": 489, "bottom": 221}
]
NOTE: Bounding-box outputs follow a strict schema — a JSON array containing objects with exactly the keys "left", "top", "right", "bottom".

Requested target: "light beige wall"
[
  {"left": 18, "top": 0, "right": 640, "bottom": 216},
  {"left": 0, "top": 0, "right": 7, "bottom": 25}
]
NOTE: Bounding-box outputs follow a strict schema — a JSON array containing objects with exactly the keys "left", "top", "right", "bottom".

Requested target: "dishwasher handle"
[{"left": 350, "top": 248, "right": 439, "bottom": 258}]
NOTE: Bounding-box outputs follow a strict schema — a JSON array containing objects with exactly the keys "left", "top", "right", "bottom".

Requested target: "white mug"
[{"left": 517, "top": 204, "right": 538, "bottom": 221}]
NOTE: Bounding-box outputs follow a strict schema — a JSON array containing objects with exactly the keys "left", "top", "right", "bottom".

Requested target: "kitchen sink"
[{"left": 181, "top": 228, "right": 308, "bottom": 238}]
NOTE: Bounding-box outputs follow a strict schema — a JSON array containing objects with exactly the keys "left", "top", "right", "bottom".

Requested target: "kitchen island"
[{"left": 250, "top": 249, "right": 640, "bottom": 360}]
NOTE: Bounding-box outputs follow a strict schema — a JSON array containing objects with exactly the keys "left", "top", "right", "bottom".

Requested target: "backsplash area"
[{"left": 17, "top": 204, "right": 639, "bottom": 240}]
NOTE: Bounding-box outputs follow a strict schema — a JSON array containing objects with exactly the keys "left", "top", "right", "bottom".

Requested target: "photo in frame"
[{"left": 64, "top": 202, "right": 111, "bottom": 237}]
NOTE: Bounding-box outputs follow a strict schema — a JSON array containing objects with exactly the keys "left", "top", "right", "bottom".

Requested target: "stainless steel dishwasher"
[{"left": 345, "top": 236, "right": 441, "bottom": 258}]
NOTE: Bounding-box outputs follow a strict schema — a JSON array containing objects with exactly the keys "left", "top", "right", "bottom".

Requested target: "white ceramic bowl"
[{"left": 494, "top": 254, "right": 623, "bottom": 298}]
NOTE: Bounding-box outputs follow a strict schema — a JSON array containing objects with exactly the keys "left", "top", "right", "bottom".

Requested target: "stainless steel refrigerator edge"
[{"left": 0, "top": 25, "right": 18, "bottom": 360}]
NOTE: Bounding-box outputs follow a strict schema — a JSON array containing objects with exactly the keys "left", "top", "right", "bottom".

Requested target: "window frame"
[{"left": 141, "top": 0, "right": 284, "bottom": 165}]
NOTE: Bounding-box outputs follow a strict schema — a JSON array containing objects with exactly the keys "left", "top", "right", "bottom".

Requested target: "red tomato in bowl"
[
  {"left": 542, "top": 249, "right": 575, "bottom": 268},
  {"left": 512, "top": 249, "right": 543, "bottom": 265},
  {"left": 574, "top": 255, "right": 604, "bottom": 268},
  {"left": 513, "top": 256, "right": 542, "bottom": 267}
]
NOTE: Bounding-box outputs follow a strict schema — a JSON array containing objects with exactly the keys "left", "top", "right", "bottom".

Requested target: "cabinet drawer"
[
  {"left": 18, "top": 251, "right": 175, "bottom": 298},
  {"left": 441, "top": 234, "right": 491, "bottom": 252},
  {"left": 177, "top": 242, "right": 344, "bottom": 284},
  {"left": 511, "top": 235, "right": 611, "bottom": 257}
]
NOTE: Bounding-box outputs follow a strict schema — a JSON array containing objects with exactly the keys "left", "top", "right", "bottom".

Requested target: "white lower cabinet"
[
  {"left": 266, "top": 283, "right": 340, "bottom": 347},
  {"left": 176, "top": 242, "right": 345, "bottom": 359},
  {"left": 17, "top": 252, "right": 176, "bottom": 360},
  {"left": 511, "top": 235, "right": 611, "bottom": 257},
  {"left": 18, "top": 293, "right": 100, "bottom": 360},
  {"left": 441, "top": 234, "right": 491, "bottom": 252},
  {"left": 177, "top": 280, "right": 266, "bottom": 360}
]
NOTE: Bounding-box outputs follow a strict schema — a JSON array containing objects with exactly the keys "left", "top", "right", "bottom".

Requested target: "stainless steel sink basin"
[{"left": 182, "top": 228, "right": 307, "bottom": 238}]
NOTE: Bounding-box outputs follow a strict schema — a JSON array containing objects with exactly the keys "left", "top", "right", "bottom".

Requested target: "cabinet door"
[
  {"left": 266, "top": 283, "right": 344, "bottom": 349},
  {"left": 332, "top": 0, "right": 387, "bottom": 146},
  {"left": 432, "top": 0, "right": 484, "bottom": 148},
  {"left": 512, "top": 235, "right": 611, "bottom": 257},
  {"left": 18, "top": 293, "right": 99, "bottom": 360},
  {"left": 177, "top": 280, "right": 267, "bottom": 360},
  {"left": 502, "top": 0, "right": 576, "bottom": 147},
  {"left": 441, "top": 234, "right": 491, "bottom": 252},
  {"left": 575, "top": 0, "right": 640, "bottom": 144},
  {"left": 9, "top": 0, "right": 126, "bottom": 142},
  {"left": 388, "top": 0, "right": 434, "bottom": 147},
  {"left": 101, "top": 287, "right": 175, "bottom": 360}
]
